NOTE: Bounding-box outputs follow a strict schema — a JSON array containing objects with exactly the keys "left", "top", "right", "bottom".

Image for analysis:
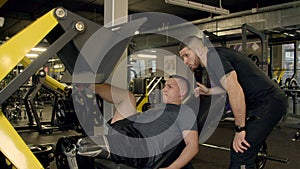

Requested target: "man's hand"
[
  {"left": 194, "top": 82, "right": 209, "bottom": 97},
  {"left": 232, "top": 131, "right": 250, "bottom": 153}
]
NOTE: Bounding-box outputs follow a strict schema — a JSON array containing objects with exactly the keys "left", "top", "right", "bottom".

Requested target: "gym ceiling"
[{"left": 0, "top": 0, "right": 299, "bottom": 42}]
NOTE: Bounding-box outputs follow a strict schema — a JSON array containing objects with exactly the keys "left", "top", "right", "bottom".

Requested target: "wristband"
[{"left": 235, "top": 125, "right": 246, "bottom": 132}]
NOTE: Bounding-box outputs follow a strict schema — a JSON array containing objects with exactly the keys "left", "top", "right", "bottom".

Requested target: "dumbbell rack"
[{"left": 284, "top": 88, "right": 300, "bottom": 119}]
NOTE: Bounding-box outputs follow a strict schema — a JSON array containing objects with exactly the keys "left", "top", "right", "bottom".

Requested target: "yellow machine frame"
[
  {"left": 0, "top": 9, "right": 60, "bottom": 169},
  {"left": 0, "top": 6, "right": 146, "bottom": 168},
  {"left": 0, "top": 5, "right": 99, "bottom": 167},
  {"left": 0, "top": 7, "right": 100, "bottom": 169},
  {"left": 136, "top": 77, "right": 163, "bottom": 112}
]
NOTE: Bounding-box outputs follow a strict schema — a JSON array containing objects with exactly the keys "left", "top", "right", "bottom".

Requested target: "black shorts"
[
  {"left": 107, "top": 118, "right": 144, "bottom": 138},
  {"left": 106, "top": 118, "right": 151, "bottom": 167}
]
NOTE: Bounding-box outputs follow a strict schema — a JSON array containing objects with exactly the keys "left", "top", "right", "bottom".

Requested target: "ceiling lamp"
[
  {"left": 0, "top": 17, "right": 4, "bottom": 27},
  {"left": 31, "top": 47, "right": 47, "bottom": 52},
  {"left": 25, "top": 53, "right": 39, "bottom": 58},
  {"left": 165, "top": 0, "right": 230, "bottom": 15}
]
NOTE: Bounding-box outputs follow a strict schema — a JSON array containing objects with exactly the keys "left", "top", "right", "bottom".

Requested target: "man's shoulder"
[
  {"left": 180, "top": 104, "right": 193, "bottom": 111},
  {"left": 178, "top": 104, "right": 197, "bottom": 118}
]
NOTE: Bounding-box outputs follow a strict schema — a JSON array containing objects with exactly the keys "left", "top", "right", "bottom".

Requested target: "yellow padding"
[{"left": 21, "top": 57, "right": 68, "bottom": 92}]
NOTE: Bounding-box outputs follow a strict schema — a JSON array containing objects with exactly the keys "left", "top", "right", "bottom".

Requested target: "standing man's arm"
[
  {"left": 162, "top": 130, "right": 199, "bottom": 169},
  {"left": 194, "top": 82, "right": 225, "bottom": 97},
  {"left": 220, "top": 71, "right": 250, "bottom": 153}
]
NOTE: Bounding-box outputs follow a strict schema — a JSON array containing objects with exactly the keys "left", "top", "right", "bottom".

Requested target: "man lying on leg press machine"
[{"left": 77, "top": 75, "right": 199, "bottom": 168}]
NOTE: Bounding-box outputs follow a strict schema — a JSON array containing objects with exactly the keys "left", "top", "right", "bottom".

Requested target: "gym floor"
[
  {"left": 193, "top": 120, "right": 300, "bottom": 169},
  {"left": 14, "top": 102, "right": 300, "bottom": 169}
]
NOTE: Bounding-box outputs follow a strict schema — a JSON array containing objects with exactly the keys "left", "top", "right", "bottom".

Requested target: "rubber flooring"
[
  {"left": 8, "top": 105, "right": 300, "bottom": 169},
  {"left": 193, "top": 120, "right": 300, "bottom": 169}
]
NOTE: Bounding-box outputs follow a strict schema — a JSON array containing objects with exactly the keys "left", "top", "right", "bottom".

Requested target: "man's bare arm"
[
  {"left": 165, "top": 130, "right": 199, "bottom": 169},
  {"left": 89, "top": 83, "right": 136, "bottom": 123},
  {"left": 220, "top": 71, "right": 245, "bottom": 127},
  {"left": 194, "top": 82, "right": 225, "bottom": 97},
  {"left": 220, "top": 71, "right": 250, "bottom": 153}
]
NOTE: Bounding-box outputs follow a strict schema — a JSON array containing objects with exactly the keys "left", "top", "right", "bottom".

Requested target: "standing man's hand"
[
  {"left": 194, "top": 82, "right": 209, "bottom": 97},
  {"left": 232, "top": 131, "right": 250, "bottom": 153}
]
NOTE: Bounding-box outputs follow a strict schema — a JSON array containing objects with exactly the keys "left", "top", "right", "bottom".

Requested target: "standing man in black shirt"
[{"left": 179, "top": 36, "right": 287, "bottom": 169}]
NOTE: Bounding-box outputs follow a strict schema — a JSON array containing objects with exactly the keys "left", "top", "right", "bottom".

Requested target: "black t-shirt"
[
  {"left": 107, "top": 104, "right": 197, "bottom": 167},
  {"left": 132, "top": 104, "right": 197, "bottom": 151},
  {"left": 206, "top": 47, "right": 280, "bottom": 109}
]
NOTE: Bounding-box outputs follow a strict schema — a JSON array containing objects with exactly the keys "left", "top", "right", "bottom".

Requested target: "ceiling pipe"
[
  {"left": 165, "top": 0, "right": 230, "bottom": 15},
  {"left": 192, "top": 1, "right": 300, "bottom": 25}
]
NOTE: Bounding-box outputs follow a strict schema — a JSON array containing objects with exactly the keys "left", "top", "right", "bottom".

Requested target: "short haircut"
[
  {"left": 169, "top": 75, "right": 190, "bottom": 98},
  {"left": 178, "top": 35, "right": 203, "bottom": 51}
]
